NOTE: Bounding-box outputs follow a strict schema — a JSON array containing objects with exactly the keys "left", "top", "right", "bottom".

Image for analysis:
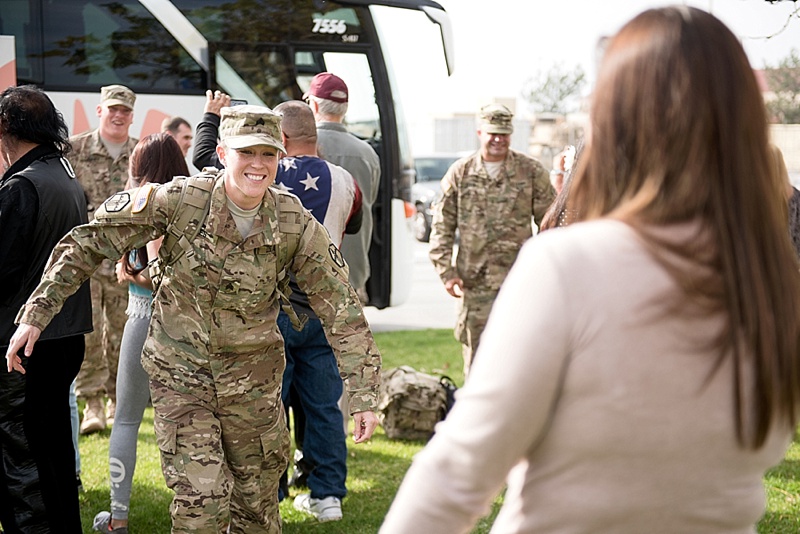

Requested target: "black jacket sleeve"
[{"left": 192, "top": 112, "right": 223, "bottom": 170}]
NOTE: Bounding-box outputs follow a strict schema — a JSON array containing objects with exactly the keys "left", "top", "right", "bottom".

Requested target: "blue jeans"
[{"left": 277, "top": 311, "right": 346, "bottom": 500}]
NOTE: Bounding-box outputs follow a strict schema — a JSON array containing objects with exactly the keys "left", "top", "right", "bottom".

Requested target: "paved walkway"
[{"left": 364, "top": 240, "right": 457, "bottom": 332}]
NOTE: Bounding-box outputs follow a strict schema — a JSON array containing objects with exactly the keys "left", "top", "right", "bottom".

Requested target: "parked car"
[{"left": 412, "top": 154, "right": 460, "bottom": 242}]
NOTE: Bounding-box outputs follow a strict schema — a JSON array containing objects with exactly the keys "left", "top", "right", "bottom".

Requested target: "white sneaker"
[
  {"left": 293, "top": 494, "right": 343, "bottom": 522},
  {"left": 92, "top": 511, "right": 129, "bottom": 533}
]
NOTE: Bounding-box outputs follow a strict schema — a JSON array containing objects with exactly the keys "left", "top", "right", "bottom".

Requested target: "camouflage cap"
[
  {"left": 479, "top": 103, "right": 514, "bottom": 134},
  {"left": 219, "top": 105, "right": 286, "bottom": 153},
  {"left": 100, "top": 85, "right": 136, "bottom": 110}
]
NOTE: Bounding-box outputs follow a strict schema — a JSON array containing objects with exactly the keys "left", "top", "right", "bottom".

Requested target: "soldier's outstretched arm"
[
  {"left": 15, "top": 183, "right": 173, "bottom": 336},
  {"left": 291, "top": 212, "right": 382, "bottom": 427}
]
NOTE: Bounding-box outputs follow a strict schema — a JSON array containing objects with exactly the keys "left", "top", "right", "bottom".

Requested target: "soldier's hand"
[
  {"left": 352, "top": 410, "right": 379, "bottom": 443},
  {"left": 445, "top": 277, "right": 464, "bottom": 298},
  {"left": 5, "top": 324, "right": 42, "bottom": 374}
]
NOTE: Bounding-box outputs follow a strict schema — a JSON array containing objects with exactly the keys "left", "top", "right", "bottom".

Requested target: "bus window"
[
  {"left": 210, "top": 42, "right": 299, "bottom": 107},
  {"left": 1, "top": 1, "right": 43, "bottom": 85},
  {"left": 294, "top": 50, "right": 387, "bottom": 190},
  {"left": 173, "top": 1, "right": 368, "bottom": 46},
  {"left": 175, "top": 0, "right": 291, "bottom": 43},
  {"left": 40, "top": 0, "right": 204, "bottom": 93}
]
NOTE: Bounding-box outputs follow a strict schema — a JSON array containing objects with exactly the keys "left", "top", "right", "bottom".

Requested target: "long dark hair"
[
  {"left": 569, "top": 7, "right": 800, "bottom": 448},
  {"left": 0, "top": 85, "right": 71, "bottom": 156},
  {"left": 121, "top": 133, "right": 190, "bottom": 275}
]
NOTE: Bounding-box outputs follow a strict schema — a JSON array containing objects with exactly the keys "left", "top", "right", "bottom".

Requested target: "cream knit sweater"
[{"left": 382, "top": 219, "right": 794, "bottom": 534}]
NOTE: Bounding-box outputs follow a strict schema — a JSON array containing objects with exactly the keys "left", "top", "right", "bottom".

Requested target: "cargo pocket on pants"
[
  {"left": 154, "top": 414, "right": 184, "bottom": 490},
  {"left": 260, "top": 415, "right": 290, "bottom": 473}
]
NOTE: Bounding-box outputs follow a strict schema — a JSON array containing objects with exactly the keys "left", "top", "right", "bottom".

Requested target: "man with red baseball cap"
[
  {"left": 304, "top": 72, "right": 380, "bottom": 306},
  {"left": 303, "top": 73, "right": 349, "bottom": 104}
]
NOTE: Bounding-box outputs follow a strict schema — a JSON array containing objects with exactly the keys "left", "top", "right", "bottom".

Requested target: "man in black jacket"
[
  {"left": 192, "top": 89, "right": 229, "bottom": 170},
  {"left": 0, "top": 85, "right": 92, "bottom": 533}
]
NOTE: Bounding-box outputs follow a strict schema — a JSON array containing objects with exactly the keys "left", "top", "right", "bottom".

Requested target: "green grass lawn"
[{"left": 74, "top": 329, "right": 800, "bottom": 533}]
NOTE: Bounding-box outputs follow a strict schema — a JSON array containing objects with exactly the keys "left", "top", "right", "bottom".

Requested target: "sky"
[{"left": 372, "top": 0, "right": 800, "bottom": 153}]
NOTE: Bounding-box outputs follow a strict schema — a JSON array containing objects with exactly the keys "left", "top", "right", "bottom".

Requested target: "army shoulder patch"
[
  {"left": 328, "top": 244, "right": 346, "bottom": 268},
  {"left": 132, "top": 184, "right": 156, "bottom": 214},
  {"left": 104, "top": 192, "right": 131, "bottom": 212}
]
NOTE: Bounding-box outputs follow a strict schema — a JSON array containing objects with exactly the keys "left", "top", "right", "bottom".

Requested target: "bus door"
[{"left": 209, "top": 39, "right": 406, "bottom": 309}]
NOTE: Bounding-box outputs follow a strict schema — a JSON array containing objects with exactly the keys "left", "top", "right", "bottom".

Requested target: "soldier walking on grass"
[
  {"left": 69, "top": 84, "right": 139, "bottom": 433},
  {"left": 429, "top": 104, "right": 555, "bottom": 376},
  {"left": 6, "top": 105, "right": 381, "bottom": 533}
]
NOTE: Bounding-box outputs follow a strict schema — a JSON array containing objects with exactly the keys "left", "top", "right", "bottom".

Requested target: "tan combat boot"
[
  {"left": 80, "top": 396, "right": 106, "bottom": 434},
  {"left": 106, "top": 398, "right": 116, "bottom": 426}
]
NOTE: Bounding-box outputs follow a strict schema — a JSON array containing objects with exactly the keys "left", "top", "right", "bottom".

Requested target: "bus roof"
[{"left": 338, "top": 0, "right": 445, "bottom": 9}]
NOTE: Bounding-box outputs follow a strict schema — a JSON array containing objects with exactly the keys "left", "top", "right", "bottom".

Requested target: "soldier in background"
[
  {"left": 161, "top": 116, "right": 194, "bottom": 157},
  {"left": 6, "top": 105, "right": 380, "bottom": 533},
  {"left": 69, "top": 84, "right": 138, "bottom": 434},
  {"left": 429, "top": 104, "right": 555, "bottom": 376}
]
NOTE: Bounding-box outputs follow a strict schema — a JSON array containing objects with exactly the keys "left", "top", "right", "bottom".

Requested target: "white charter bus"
[{"left": 1, "top": 0, "right": 454, "bottom": 308}]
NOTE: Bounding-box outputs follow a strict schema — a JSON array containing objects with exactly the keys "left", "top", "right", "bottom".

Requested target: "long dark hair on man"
[
  {"left": 568, "top": 6, "right": 800, "bottom": 449},
  {"left": 121, "top": 133, "right": 190, "bottom": 276},
  {"left": 0, "top": 85, "right": 71, "bottom": 156}
]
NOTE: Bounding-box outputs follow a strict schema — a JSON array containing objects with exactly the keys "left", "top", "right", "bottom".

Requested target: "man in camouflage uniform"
[
  {"left": 69, "top": 84, "right": 138, "bottom": 433},
  {"left": 6, "top": 105, "right": 381, "bottom": 533},
  {"left": 429, "top": 103, "right": 555, "bottom": 376}
]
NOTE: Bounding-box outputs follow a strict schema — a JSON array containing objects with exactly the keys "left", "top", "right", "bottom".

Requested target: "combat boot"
[
  {"left": 80, "top": 396, "right": 106, "bottom": 434},
  {"left": 106, "top": 398, "right": 116, "bottom": 426}
]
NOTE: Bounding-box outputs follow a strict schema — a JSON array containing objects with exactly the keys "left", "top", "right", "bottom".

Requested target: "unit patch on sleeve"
[
  {"left": 328, "top": 244, "right": 346, "bottom": 268},
  {"left": 132, "top": 184, "right": 156, "bottom": 214},
  {"left": 104, "top": 192, "right": 131, "bottom": 212}
]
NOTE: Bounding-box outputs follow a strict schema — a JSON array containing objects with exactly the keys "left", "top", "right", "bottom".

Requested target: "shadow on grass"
[
  {"left": 281, "top": 440, "right": 414, "bottom": 534},
  {"left": 281, "top": 433, "right": 501, "bottom": 534}
]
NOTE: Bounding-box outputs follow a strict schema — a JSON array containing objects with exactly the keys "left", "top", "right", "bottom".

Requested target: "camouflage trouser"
[
  {"left": 75, "top": 264, "right": 127, "bottom": 399},
  {"left": 150, "top": 373, "right": 290, "bottom": 533},
  {"left": 454, "top": 287, "right": 499, "bottom": 376}
]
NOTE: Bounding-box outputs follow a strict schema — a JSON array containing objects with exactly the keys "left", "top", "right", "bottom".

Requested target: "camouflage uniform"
[
  {"left": 70, "top": 120, "right": 138, "bottom": 403},
  {"left": 429, "top": 105, "right": 554, "bottom": 374},
  {"left": 16, "top": 167, "right": 380, "bottom": 532}
]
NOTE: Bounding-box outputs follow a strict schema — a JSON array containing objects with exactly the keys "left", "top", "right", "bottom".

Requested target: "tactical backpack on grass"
[{"left": 377, "top": 366, "right": 458, "bottom": 441}]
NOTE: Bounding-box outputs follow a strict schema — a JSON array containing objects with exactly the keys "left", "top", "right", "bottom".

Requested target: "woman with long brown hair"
[
  {"left": 382, "top": 7, "right": 800, "bottom": 533},
  {"left": 93, "top": 133, "right": 189, "bottom": 533}
]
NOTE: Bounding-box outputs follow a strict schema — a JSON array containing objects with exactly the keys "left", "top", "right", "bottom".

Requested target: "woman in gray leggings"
[{"left": 92, "top": 133, "right": 189, "bottom": 533}]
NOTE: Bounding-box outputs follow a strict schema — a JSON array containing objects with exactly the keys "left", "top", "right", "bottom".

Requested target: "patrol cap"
[
  {"left": 100, "top": 85, "right": 136, "bottom": 110},
  {"left": 303, "top": 72, "right": 349, "bottom": 103},
  {"left": 479, "top": 103, "right": 514, "bottom": 134},
  {"left": 219, "top": 104, "right": 286, "bottom": 153}
]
